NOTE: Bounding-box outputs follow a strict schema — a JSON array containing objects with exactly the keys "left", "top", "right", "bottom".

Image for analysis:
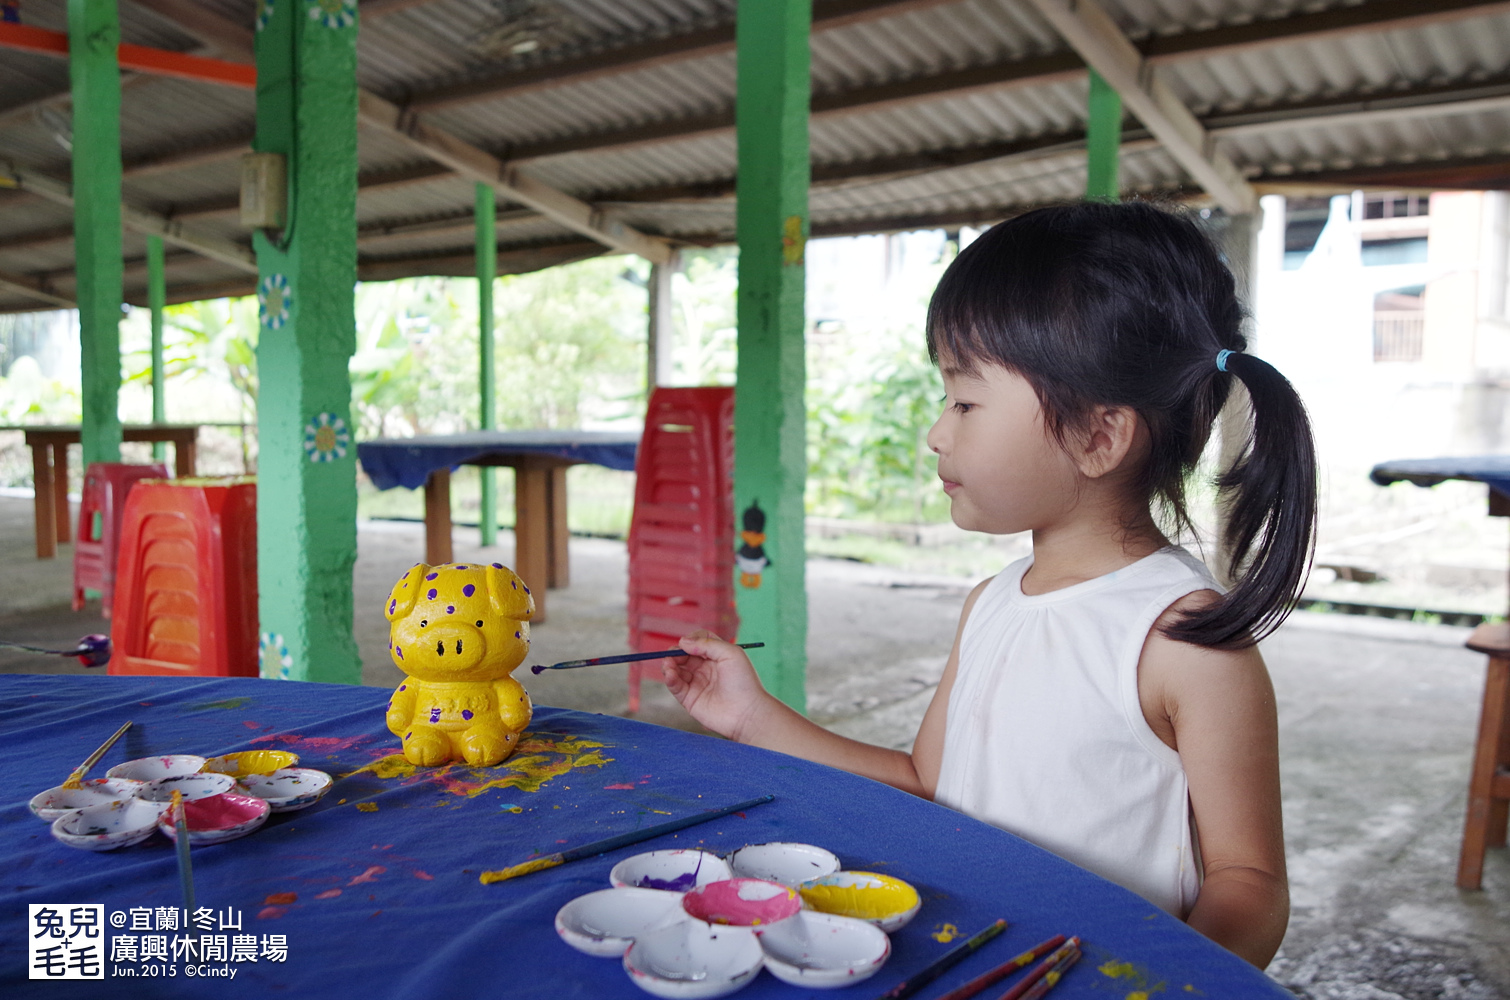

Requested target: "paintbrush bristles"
[
  {"left": 479, "top": 855, "right": 563, "bottom": 884},
  {"left": 61, "top": 720, "right": 133, "bottom": 790}
]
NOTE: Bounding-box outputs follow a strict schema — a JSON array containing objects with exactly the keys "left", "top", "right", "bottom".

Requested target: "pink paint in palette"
[
  {"left": 680, "top": 879, "right": 801, "bottom": 927},
  {"left": 156, "top": 792, "right": 270, "bottom": 846}
]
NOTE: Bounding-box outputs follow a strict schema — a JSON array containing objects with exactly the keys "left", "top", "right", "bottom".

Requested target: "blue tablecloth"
[
  {"left": 357, "top": 430, "right": 640, "bottom": 491},
  {"left": 0, "top": 675, "right": 1289, "bottom": 999},
  {"left": 1370, "top": 455, "right": 1510, "bottom": 498}
]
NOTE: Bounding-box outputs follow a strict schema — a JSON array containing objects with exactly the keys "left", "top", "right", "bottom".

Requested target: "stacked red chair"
[
  {"left": 72, "top": 462, "right": 169, "bottom": 616},
  {"left": 626, "top": 387, "right": 738, "bottom": 713},
  {"left": 109, "top": 477, "right": 259, "bottom": 678}
]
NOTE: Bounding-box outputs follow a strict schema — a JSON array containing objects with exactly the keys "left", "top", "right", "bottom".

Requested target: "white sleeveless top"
[{"left": 934, "top": 547, "right": 1219, "bottom": 916}]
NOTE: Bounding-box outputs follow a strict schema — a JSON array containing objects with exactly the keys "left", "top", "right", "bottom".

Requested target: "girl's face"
[{"left": 927, "top": 361, "right": 1082, "bottom": 535}]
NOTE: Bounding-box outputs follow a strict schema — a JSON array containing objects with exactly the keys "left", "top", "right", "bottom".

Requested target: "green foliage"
[
  {"left": 351, "top": 257, "right": 650, "bottom": 438},
  {"left": 0, "top": 355, "right": 81, "bottom": 423},
  {"left": 123, "top": 297, "right": 259, "bottom": 420}
]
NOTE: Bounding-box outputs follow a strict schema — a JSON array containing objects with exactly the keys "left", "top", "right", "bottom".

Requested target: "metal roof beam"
[
  {"left": 1024, "top": 0, "right": 1255, "bottom": 214},
  {"left": 406, "top": 0, "right": 1509, "bottom": 115},
  {"left": 0, "top": 157, "right": 257, "bottom": 272},
  {"left": 407, "top": 0, "right": 958, "bottom": 112},
  {"left": 356, "top": 91, "right": 673, "bottom": 263},
  {"left": 118, "top": 0, "right": 670, "bottom": 263},
  {"left": 0, "top": 269, "right": 74, "bottom": 308}
]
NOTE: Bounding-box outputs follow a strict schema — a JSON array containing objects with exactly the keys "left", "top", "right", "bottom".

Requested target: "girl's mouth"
[{"left": 940, "top": 477, "right": 960, "bottom": 495}]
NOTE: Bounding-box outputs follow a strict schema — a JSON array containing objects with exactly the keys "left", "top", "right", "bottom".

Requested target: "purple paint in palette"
[{"left": 635, "top": 852, "right": 704, "bottom": 892}]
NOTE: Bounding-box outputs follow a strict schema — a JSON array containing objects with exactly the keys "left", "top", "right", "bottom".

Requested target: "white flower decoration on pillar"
[
  {"left": 259, "top": 632, "right": 293, "bottom": 680},
  {"left": 308, "top": 0, "right": 356, "bottom": 29},
  {"left": 304, "top": 412, "right": 350, "bottom": 463},
  {"left": 258, "top": 273, "right": 291, "bottom": 329},
  {"left": 255, "top": 0, "right": 276, "bottom": 32}
]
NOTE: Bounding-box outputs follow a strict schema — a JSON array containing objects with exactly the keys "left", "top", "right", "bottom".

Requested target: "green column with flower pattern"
[
  {"left": 252, "top": 0, "right": 360, "bottom": 683},
  {"left": 734, "top": 0, "right": 811, "bottom": 711}
]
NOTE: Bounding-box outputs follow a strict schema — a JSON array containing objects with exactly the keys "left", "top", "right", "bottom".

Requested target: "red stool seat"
[
  {"left": 109, "top": 477, "right": 258, "bottom": 678},
  {"left": 627, "top": 387, "right": 737, "bottom": 712},
  {"left": 73, "top": 462, "right": 169, "bottom": 616}
]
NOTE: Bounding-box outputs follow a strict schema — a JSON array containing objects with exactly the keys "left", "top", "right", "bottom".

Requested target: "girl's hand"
[{"left": 661, "top": 631, "right": 775, "bottom": 742}]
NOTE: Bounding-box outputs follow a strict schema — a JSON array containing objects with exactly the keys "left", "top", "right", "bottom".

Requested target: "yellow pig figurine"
[{"left": 384, "top": 561, "right": 535, "bottom": 767}]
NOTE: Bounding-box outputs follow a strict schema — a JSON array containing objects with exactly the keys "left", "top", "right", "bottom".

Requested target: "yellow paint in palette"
[
  {"left": 202, "top": 750, "right": 299, "bottom": 777},
  {"left": 798, "top": 871, "right": 921, "bottom": 931}
]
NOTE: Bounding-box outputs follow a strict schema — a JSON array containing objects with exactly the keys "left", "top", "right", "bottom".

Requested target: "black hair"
[{"left": 926, "top": 200, "right": 1316, "bottom": 649}]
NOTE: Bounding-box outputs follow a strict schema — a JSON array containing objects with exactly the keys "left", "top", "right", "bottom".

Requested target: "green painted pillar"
[
  {"left": 734, "top": 0, "right": 810, "bottom": 711},
  {"left": 68, "top": 0, "right": 123, "bottom": 467},
  {"left": 147, "top": 234, "right": 166, "bottom": 461},
  {"left": 476, "top": 181, "right": 497, "bottom": 547},
  {"left": 1086, "top": 68, "right": 1121, "bottom": 201},
  {"left": 252, "top": 0, "right": 361, "bottom": 683}
]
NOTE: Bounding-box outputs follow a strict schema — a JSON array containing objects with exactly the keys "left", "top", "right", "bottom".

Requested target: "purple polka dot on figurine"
[
  {"left": 523, "top": 585, "right": 530, "bottom": 594},
  {"left": 426, "top": 573, "right": 438, "bottom": 581},
  {"left": 462, "top": 709, "right": 474, "bottom": 720},
  {"left": 514, "top": 631, "right": 521, "bottom": 639},
  {"left": 446, "top": 606, "right": 455, "bottom": 614},
  {"left": 399, "top": 684, "right": 406, "bottom": 691},
  {"left": 492, "top": 563, "right": 502, "bottom": 569},
  {"left": 397, "top": 647, "right": 404, "bottom": 659},
  {"left": 389, "top": 600, "right": 396, "bottom": 614},
  {"left": 511, "top": 580, "right": 517, "bottom": 589},
  {"left": 404, "top": 732, "right": 411, "bottom": 740},
  {"left": 427, "top": 588, "right": 437, "bottom": 599},
  {"left": 462, "top": 584, "right": 475, "bottom": 597}
]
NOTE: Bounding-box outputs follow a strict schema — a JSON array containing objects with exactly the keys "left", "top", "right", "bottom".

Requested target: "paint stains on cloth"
[
  {"left": 931, "top": 923, "right": 959, "bottom": 943},
  {"left": 343, "top": 732, "right": 612, "bottom": 797},
  {"left": 1099, "top": 957, "right": 1167, "bottom": 999},
  {"left": 347, "top": 866, "right": 386, "bottom": 886},
  {"left": 264, "top": 892, "right": 298, "bottom": 905}
]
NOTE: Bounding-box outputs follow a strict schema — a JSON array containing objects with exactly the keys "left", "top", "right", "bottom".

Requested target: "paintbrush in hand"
[{"left": 529, "top": 642, "right": 764, "bottom": 674}]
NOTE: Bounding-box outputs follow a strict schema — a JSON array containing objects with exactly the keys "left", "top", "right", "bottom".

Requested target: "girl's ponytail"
[{"left": 1163, "top": 349, "right": 1317, "bottom": 649}]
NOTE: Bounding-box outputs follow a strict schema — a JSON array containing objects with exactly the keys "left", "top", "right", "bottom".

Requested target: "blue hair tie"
[{"left": 1215, "top": 349, "right": 1236, "bottom": 372}]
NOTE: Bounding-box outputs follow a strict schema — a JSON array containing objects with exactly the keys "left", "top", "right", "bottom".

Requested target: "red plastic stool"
[
  {"left": 72, "top": 462, "right": 169, "bottom": 616},
  {"left": 108, "top": 477, "right": 258, "bottom": 677},
  {"left": 627, "top": 387, "right": 737, "bottom": 712}
]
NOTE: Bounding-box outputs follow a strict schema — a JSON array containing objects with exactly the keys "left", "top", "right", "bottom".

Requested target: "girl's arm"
[
  {"left": 661, "top": 579, "right": 990, "bottom": 798},
  {"left": 1140, "top": 592, "right": 1289, "bottom": 968}
]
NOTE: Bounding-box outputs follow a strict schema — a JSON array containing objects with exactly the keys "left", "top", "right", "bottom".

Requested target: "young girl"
[{"left": 662, "top": 201, "right": 1314, "bottom": 969}]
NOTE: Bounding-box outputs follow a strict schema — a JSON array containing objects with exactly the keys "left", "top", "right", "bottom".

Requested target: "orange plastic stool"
[
  {"left": 627, "top": 388, "right": 737, "bottom": 712},
  {"left": 108, "top": 477, "right": 258, "bottom": 678},
  {"left": 72, "top": 462, "right": 169, "bottom": 616}
]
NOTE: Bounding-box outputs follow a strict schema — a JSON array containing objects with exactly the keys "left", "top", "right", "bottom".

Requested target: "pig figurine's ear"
[
  {"left": 386, "top": 564, "right": 428, "bottom": 621},
  {"left": 486, "top": 564, "right": 535, "bottom": 622}
]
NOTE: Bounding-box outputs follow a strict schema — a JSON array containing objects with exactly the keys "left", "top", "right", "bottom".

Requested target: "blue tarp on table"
[
  {"left": 0, "top": 675, "right": 1290, "bottom": 998},
  {"left": 357, "top": 430, "right": 639, "bottom": 492},
  {"left": 1370, "top": 455, "right": 1510, "bottom": 498}
]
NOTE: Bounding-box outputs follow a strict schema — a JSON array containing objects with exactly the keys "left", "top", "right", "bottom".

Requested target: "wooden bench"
[{"left": 1460, "top": 622, "right": 1510, "bottom": 888}]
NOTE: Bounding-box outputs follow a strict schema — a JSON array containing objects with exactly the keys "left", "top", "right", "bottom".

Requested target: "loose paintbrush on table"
[
  {"left": 529, "top": 642, "right": 764, "bottom": 674},
  {"left": 61, "top": 720, "right": 132, "bottom": 789}
]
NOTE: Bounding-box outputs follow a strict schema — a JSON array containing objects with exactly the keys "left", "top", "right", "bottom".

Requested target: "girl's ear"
[{"left": 1074, "top": 405, "right": 1141, "bottom": 479}]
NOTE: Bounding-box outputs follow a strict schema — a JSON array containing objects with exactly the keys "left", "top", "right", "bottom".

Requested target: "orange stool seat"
[
  {"left": 1460, "top": 622, "right": 1510, "bottom": 888},
  {"left": 626, "top": 387, "right": 737, "bottom": 713},
  {"left": 73, "top": 462, "right": 169, "bottom": 616},
  {"left": 109, "top": 477, "right": 258, "bottom": 678}
]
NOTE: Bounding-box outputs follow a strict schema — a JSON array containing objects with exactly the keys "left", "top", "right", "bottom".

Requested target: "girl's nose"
[{"left": 925, "top": 412, "right": 946, "bottom": 455}]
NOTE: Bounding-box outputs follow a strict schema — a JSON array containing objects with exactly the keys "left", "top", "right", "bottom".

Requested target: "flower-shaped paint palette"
[
  {"left": 36, "top": 752, "right": 333, "bottom": 852},
  {"left": 555, "top": 843, "right": 906, "bottom": 996}
]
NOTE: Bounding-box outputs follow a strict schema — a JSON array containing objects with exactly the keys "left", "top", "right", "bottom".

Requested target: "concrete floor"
[{"left": 1, "top": 494, "right": 1506, "bottom": 998}]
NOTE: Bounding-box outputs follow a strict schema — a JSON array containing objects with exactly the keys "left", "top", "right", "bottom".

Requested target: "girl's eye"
[{"left": 951, "top": 401, "right": 974, "bottom": 414}]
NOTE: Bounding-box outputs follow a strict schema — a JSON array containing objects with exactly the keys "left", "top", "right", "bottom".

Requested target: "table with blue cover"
[
  {"left": 1, "top": 675, "right": 1290, "bottom": 999},
  {"left": 356, "top": 430, "right": 640, "bottom": 620}
]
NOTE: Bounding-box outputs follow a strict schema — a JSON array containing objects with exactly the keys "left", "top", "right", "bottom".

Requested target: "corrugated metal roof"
[{"left": 2, "top": 0, "right": 1509, "bottom": 312}]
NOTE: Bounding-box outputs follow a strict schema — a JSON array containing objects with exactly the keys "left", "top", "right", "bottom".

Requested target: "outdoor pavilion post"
[
  {"left": 67, "top": 0, "right": 123, "bottom": 469},
  {"left": 1085, "top": 68, "right": 1121, "bottom": 200},
  {"left": 251, "top": 0, "right": 361, "bottom": 683},
  {"left": 147, "top": 234, "right": 166, "bottom": 461},
  {"left": 734, "top": 0, "right": 811, "bottom": 711},
  {"left": 477, "top": 181, "right": 497, "bottom": 548},
  {"left": 646, "top": 249, "right": 678, "bottom": 390}
]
